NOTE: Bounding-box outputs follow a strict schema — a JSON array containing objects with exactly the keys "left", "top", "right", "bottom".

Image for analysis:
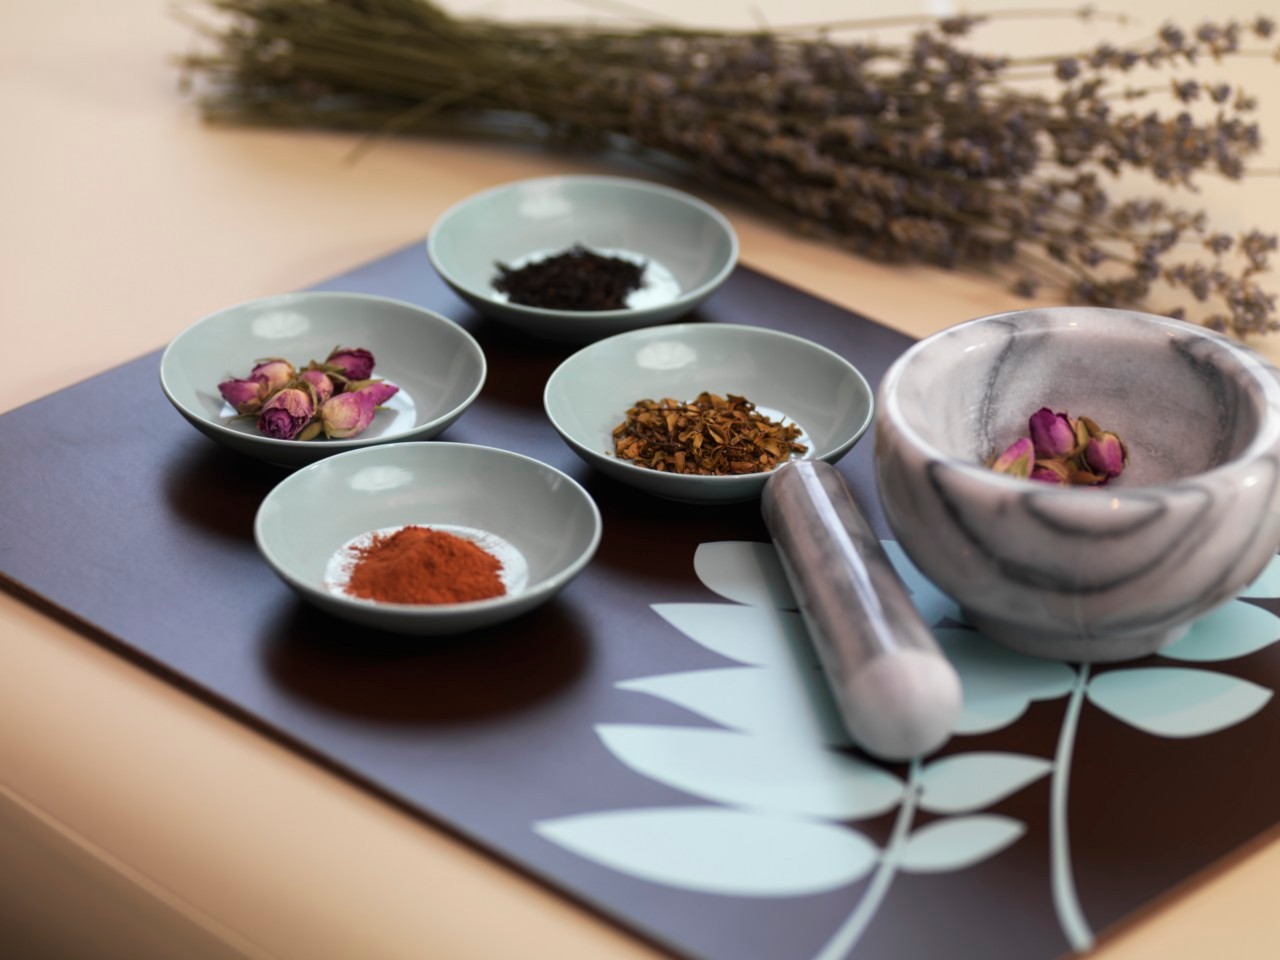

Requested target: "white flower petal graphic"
[
  {"left": 598, "top": 724, "right": 903, "bottom": 819},
  {"left": 693, "top": 541, "right": 797, "bottom": 609},
  {"left": 651, "top": 603, "right": 814, "bottom": 668},
  {"left": 936, "top": 628, "right": 1077, "bottom": 735},
  {"left": 1088, "top": 667, "right": 1273, "bottom": 737},
  {"left": 1159, "top": 600, "right": 1280, "bottom": 663},
  {"left": 900, "top": 815, "right": 1026, "bottom": 873},
  {"left": 618, "top": 667, "right": 848, "bottom": 745},
  {"left": 536, "top": 807, "right": 878, "bottom": 897},
  {"left": 919, "top": 753, "right": 1052, "bottom": 814}
]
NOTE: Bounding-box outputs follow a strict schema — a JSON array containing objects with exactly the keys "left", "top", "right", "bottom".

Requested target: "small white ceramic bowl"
[
  {"left": 254, "top": 443, "right": 602, "bottom": 635},
  {"left": 161, "top": 292, "right": 486, "bottom": 467},
  {"left": 427, "top": 175, "right": 738, "bottom": 341},
  {"left": 877, "top": 306, "right": 1280, "bottom": 662},
  {"left": 544, "top": 323, "right": 874, "bottom": 503}
]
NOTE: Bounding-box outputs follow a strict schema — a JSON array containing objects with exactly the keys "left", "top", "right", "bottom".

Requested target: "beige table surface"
[{"left": 3, "top": 1, "right": 1279, "bottom": 957}]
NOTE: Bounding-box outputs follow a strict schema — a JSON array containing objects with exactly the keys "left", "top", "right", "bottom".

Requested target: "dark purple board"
[{"left": 3, "top": 242, "right": 1279, "bottom": 960}]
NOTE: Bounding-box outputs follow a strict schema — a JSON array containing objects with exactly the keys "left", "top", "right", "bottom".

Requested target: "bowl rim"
[
  {"left": 159, "top": 291, "right": 488, "bottom": 453},
  {"left": 542, "top": 321, "right": 875, "bottom": 488},
  {"left": 253, "top": 441, "right": 604, "bottom": 617},
  {"left": 879, "top": 305, "right": 1280, "bottom": 495},
  {"left": 425, "top": 174, "right": 740, "bottom": 319}
]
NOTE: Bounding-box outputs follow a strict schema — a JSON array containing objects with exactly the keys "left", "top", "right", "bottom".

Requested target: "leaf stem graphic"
[
  {"left": 1050, "top": 663, "right": 1094, "bottom": 952},
  {"left": 811, "top": 758, "right": 921, "bottom": 960}
]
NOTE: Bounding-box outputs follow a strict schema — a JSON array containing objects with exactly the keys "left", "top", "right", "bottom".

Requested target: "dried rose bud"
[
  {"left": 319, "top": 390, "right": 375, "bottom": 439},
  {"left": 298, "top": 369, "right": 334, "bottom": 404},
  {"left": 218, "top": 378, "right": 265, "bottom": 415},
  {"left": 325, "top": 346, "right": 375, "bottom": 381},
  {"left": 249, "top": 358, "right": 295, "bottom": 393},
  {"left": 1031, "top": 459, "right": 1071, "bottom": 485},
  {"left": 1029, "top": 408, "right": 1077, "bottom": 459},
  {"left": 257, "top": 387, "right": 314, "bottom": 440},
  {"left": 1085, "top": 432, "right": 1127, "bottom": 479},
  {"left": 356, "top": 380, "right": 399, "bottom": 407},
  {"left": 990, "top": 437, "right": 1034, "bottom": 478}
]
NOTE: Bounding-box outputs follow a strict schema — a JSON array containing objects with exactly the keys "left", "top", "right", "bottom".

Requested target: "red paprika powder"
[{"left": 345, "top": 525, "right": 505, "bottom": 604}]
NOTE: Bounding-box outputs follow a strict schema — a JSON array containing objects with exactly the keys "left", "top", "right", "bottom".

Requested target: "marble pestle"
[{"left": 761, "top": 461, "right": 961, "bottom": 760}]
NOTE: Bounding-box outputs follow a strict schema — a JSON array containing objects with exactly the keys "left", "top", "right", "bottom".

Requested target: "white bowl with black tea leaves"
[
  {"left": 544, "top": 323, "right": 875, "bottom": 503},
  {"left": 876, "top": 306, "right": 1280, "bottom": 662},
  {"left": 427, "top": 175, "right": 738, "bottom": 342},
  {"left": 254, "top": 442, "right": 602, "bottom": 635},
  {"left": 160, "top": 292, "right": 486, "bottom": 467}
]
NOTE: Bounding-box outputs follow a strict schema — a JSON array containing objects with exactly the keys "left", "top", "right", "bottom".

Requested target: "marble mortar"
[{"left": 876, "top": 307, "right": 1280, "bottom": 661}]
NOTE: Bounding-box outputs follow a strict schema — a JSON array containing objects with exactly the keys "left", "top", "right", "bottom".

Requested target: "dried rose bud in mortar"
[
  {"left": 989, "top": 409, "right": 1127, "bottom": 486},
  {"left": 990, "top": 437, "right": 1034, "bottom": 478}
]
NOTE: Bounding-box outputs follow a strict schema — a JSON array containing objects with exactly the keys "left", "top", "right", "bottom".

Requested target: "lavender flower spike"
[
  {"left": 320, "top": 390, "right": 376, "bottom": 439},
  {"left": 1085, "top": 432, "right": 1127, "bottom": 479},
  {"left": 1029, "top": 407, "right": 1077, "bottom": 459},
  {"left": 218, "top": 378, "right": 265, "bottom": 415},
  {"left": 257, "top": 387, "right": 314, "bottom": 440},
  {"left": 990, "top": 437, "right": 1034, "bottom": 478}
]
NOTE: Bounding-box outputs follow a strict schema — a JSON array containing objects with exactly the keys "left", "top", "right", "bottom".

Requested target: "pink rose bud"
[
  {"left": 249, "top": 358, "right": 296, "bottom": 394},
  {"left": 1085, "top": 432, "right": 1127, "bottom": 479},
  {"left": 990, "top": 437, "right": 1034, "bottom": 478},
  {"left": 326, "top": 347, "right": 375, "bottom": 381},
  {"left": 257, "top": 387, "right": 314, "bottom": 440},
  {"left": 218, "top": 378, "right": 265, "bottom": 415},
  {"left": 357, "top": 380, "right": 399, "bottom": 407},
  {"left": 319, "top": 390, "right": 375, "bottom": 439},
  {"left": 1031, "top": 459, "right": 1071, "bottom": 485},
  {"left": 298, "top": 369, "right": 334, "bottom": 404},
  {"left": 1028, "top": 407, "right": 1076, "bottom": 459}
]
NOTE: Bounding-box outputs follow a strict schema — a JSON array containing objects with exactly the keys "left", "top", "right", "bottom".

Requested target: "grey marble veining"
[{"left": 876, "top": 307, "right": 1280, "bottom": 661}]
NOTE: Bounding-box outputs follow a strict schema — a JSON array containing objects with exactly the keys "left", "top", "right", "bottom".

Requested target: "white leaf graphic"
[
  {"left": 900, "top": 815, "right": 1025, "bottom": 873},
  {"left": 618, "top": 667, "right": 848, "bottom": 745},
  {"left": 881, "top": 540, "right": 964, "bottom": 626},
  {"left": 535, "top": 807, "right": 877, "bottom": 897},
  {"left": 598, "top": 725, "right": 903, "bottom": 819},
  {"left": 1240, "top": 555, "right": 1280, "bottom": 599},
  {"left": 1158, "top": 601, "right": 1280, "bottom": 663},
  {"left": 693, "top": 541, "right": 796, "bottom": 609},
  {"left": 1088, "top": 667, "right": 1273, "bottom": 737},
  {"left": 936, "top": 628, "right": 1077, "bottom": 735},
  {"left": 919, "top": 753, "right": 1052, "bottom": 815},
  {"left": 651, "top": 603, "right": 815, "bottom": 668}
]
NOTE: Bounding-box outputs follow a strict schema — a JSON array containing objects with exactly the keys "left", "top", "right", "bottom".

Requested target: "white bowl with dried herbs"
[
  {"left": 160, "top": 292, "right": 486, "bottom": 467},
  {"left": 428, "top": 175, "right": 738, "bottom": 342},
  {"left": 544, "top": 323, "right": 874, "bottom": 503}
]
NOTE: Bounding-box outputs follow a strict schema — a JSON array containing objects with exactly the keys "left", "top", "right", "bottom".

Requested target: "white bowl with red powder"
[{"left": 254, "top": 442, "right": 601, "bottom": 634}]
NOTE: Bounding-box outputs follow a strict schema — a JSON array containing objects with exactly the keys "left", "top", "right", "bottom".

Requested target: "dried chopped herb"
[
  {"left": 494, "top": 245, "right": 645, "bottom": 311},
  {"left": 612, "top": 392, "right": 807, "bottom": 475}
]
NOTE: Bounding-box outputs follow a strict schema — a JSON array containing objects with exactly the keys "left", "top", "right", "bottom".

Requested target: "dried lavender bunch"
[{"left": 180, "top": 1, "right": 1280, "bottom": 335}]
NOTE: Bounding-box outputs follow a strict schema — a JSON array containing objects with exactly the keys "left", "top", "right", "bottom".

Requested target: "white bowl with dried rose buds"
[
  {"left": 876, "top": 306, "right": 1280, "bottom": 662},
  {"left": 160, "top": 292, "right": 486, "bottom": 467}
]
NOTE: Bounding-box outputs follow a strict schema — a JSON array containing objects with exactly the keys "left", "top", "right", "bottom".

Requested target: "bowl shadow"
[
  {"left": 164, "top": 440, "right": 288, "bottom": 542},
  {"left": 262, "top": 597, "right": 592, "bottom": 725}
]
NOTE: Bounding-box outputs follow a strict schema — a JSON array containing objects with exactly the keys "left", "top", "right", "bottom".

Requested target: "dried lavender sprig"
[{"left": 179, "top": 1, "right": 1280, "bottom": 336}]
